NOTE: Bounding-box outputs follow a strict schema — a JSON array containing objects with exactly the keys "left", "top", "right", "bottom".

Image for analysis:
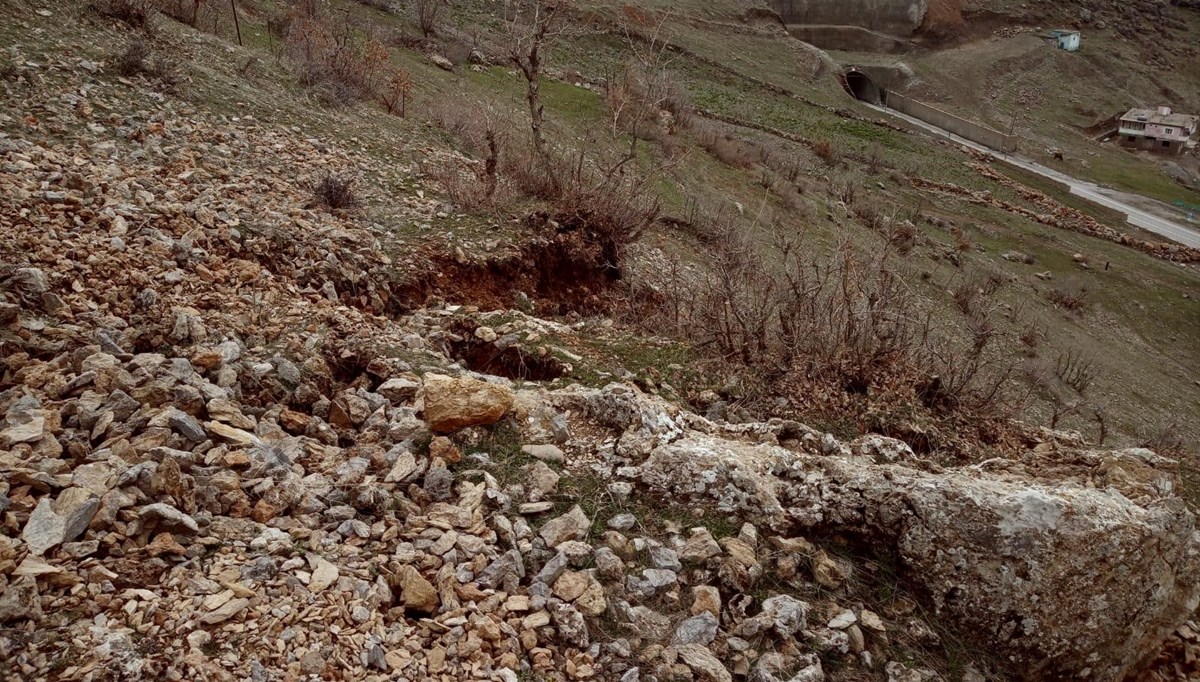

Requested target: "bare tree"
[
  {"left": 505, "top": 0, "right": 569, "bottom": 159},
  {"left": 605, "top": 10, "right": 679, "bottom": 160},
  {"left": 414, "top": 0, "right": 447, "bottom": 38}
]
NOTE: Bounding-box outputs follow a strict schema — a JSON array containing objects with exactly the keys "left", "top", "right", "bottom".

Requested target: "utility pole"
[{"left": 230, "top": 0, "right": 243, "bottom": 46}]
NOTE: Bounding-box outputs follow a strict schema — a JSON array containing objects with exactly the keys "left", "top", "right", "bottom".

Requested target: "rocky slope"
[{"left": 2, "top": 6, "right": 1200, "bottom": 682}]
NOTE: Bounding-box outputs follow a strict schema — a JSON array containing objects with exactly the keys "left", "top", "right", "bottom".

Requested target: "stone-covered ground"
[{"left": 3, "top": 4, "right": 1200, "bottom": 682}]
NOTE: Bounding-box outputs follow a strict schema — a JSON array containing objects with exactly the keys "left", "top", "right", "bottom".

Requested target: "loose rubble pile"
[
  {"left": 3, "top": 12, "right": 1200, "bottom": 682},
  {"left": 4, "top": 312, "right": 1200, "bottom": 681}
]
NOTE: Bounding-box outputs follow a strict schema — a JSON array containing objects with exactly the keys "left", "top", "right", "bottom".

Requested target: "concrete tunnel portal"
[{"left": 845, "top": 69, "right": 884, "bottom": 105}]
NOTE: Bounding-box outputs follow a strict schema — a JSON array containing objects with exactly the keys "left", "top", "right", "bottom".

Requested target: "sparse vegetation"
[
  {"left": 113, "top": 39, "right": 179, "bottom": 90},
  {"left": 813, "top": 139, "right": 841, "bottom": 167},
  {"left": 1046, "top": 282, "right": 1089, "bottom": 312},
  {"left": 380, "top": 67, "right": 412, "bottom": 116},
  {"left": 305, "top": 173, "right": 359, "bottom": 211},
  {"left": 282, "top": 3, "right": 390, "bottom": 106},
  {"left": 413, "top": 0, "right": 447, "bottom": 38},
  {"left": 91, "top": 0, "right": 154, "bottom": 29}
]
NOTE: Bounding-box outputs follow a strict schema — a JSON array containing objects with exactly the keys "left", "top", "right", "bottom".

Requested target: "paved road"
[{"left": 863, "top": 102, "right": 1200, "bottom": 249}]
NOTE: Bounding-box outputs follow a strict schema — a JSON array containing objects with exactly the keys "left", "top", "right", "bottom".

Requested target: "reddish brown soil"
[{"left": 918, "top": 0, "right": 966, "bottom": 43}]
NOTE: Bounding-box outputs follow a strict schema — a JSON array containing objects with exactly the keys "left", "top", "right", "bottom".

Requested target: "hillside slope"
[{"left": 1, "top": 0, "right": 1199, "bottom": 680}]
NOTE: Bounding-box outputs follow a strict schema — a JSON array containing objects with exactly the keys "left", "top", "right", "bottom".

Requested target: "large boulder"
[
  {"left": 534, "top": 384, "right": 1200, "bottom": 681},
  {"left": 421, "top": 373, "right": 514, "bottom": 433}
]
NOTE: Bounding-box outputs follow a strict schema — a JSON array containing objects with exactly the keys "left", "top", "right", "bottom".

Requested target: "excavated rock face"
[
  {"left": 794, "top": 455, "right": 1200, "bottom": 680},
  {"left": 533, "top": 384, "right": 1200, "bottom": 680}
]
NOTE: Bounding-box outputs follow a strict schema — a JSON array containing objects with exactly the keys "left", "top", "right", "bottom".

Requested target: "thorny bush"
[
  {"left": 638, "top": 209, "right": 1025, "bottom": 453},
  {"left": 305, "top": 173, "right": 360, "bottom": 211}
]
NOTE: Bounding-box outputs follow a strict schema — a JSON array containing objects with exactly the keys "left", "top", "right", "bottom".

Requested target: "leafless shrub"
[
  {"left": 605, "top": 63, "right": 680, "bottom": 152},
  {"left": 831, "top": 177, "right": 857, "bottom": 206},
  {"left": 429, "top": 104, "right": 660, "bottom": 260},
  {"left": 1054, "top": 349, "right": 1095, "bottom": 394},
  {"left": 113, "top": 39, "right": 179, "bottom": 89},
  {"left": 812, "top": 139, "right": 841, "bottom": 167},
  {"left": 1048, "top": 394, "right": 1081, "bottom": 429},
  {"left": 92, "top": 0, "right": 154, "bottom": 28},
  {"left": 380, "top": 68, "right": 412, "bottom": 116},
  {"left": 692, "top": 123, "right": 759, "bottom": 169},
  {"left": 884, "top": 219, "right": 916, "bottom": 256},
  {"left": 1091, "top": 406, "right": 1108, "bottom": 445},
  {"left": 1046, "top": 282, "right": 1088, "bottom": 312},
  {"left": 852, "top": 202, "right": 886, "bottom": 231},
  {"left": 115, "top": 39, "right": 152, "bottom": 76},
  {"left": 1139, "top": 423, "right": 1186, "bottom": 456},
  {"left": 414, "top": 0, "right": 448, "bottom": 38},
  {"left": 505, "top": 0, "right": 571, "bottom": 158},
  {"left": 284, "top": 5, "right": 390, "bottom": 106},
  {"left": 950, "top": 225, "right": 972, "bottom": 253},
  {"left": 305, "top": 173, "right": 359, "bottom": 211},
  {"left": 952, "top": 274, "right": 1003, "bottom": 316},
  {"left": 644, "top": 212, "right": 1021, "bottom": 419},
  {"left": 355, "top": 0, "right": 394, "bottom": 11},
  {"left": 1019, "top": 324, "right": 1041, "bottom": 352},
  {"left": 429, "top": 112, "right": 507, "bottom": 212},
  {"left": 865, "top": 142, "right": 886, "bottom": 174},
  {"left": 154, "top": 0, "right": 224, "bottom": 31},
  {"left": 662, "top": 81, "right": 692, "bottom": 129}
]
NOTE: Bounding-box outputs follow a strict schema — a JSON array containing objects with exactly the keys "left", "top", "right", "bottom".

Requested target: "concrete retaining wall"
[
  {"left": 771, "top": 0, "right": 928, "bottom": 35},
  {"left": 787, "top": 25, "right": 911, "bottom": 52},
  {"left": 886, "top": 93, "right": 1018, "bottom": 153}
]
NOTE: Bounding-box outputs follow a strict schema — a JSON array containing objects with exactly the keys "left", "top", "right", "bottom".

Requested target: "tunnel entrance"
[{"left": 845, "top": 69, "right": 884, "bottom": 105}]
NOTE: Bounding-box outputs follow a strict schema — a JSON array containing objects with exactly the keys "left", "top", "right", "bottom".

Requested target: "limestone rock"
[
  {"left": 395, "top": 565, "right": 438, "bottom": 614},
  {"left": 201, "top": 597, "right": 250, "bottom": 625},
  {"left": 422, "top": 373, "right": 514, "bottom": 433},
  {"left": 0, "top": 576, "right": 42, "bottom": 623},
  {"left": 672, "top": 612, "right": 718, "bottom": 646},
  {"left": 384, "top": 449, "right": 420, "bottom": 483},
  {"left": 378, "top": 374, "right": 421, "bottom": 402},
  {"left": 675, "top": 643, "right": 732, "bottom": 682},
  {"left": 564, "top": 384, "right": 1200, "bottom": 680},
  {"left": 550, "top": 601, "right": 588, "bottom": 648},
  {"left": 53, "top": 487, "right": 99, "bottom": 544},
  {"left": 139, "top": 503, "right": 200, "bottom": 533},
  {"left": 691, "top": 585, "right": 721, "bottom": 617},
  {"left": 760, "top": 595, "right": 808, "bottom": 638},
  {"left": 22, "top": 499, "right": 65, "bottom": 557},
  {"left": 681, "top": 527, "right": 722, "bottom": 563},
  {"left": 526, "top": 460, "right": 560, "bottom": 502},
  {"left": 539, "top": 505, "right": 590, "bottom": 548},
  {"left": 309, "top": 556, "right": 339, "bottom": 592},
  {"left": 522, "top": 443, "right": 565, "bottom": 463}
]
